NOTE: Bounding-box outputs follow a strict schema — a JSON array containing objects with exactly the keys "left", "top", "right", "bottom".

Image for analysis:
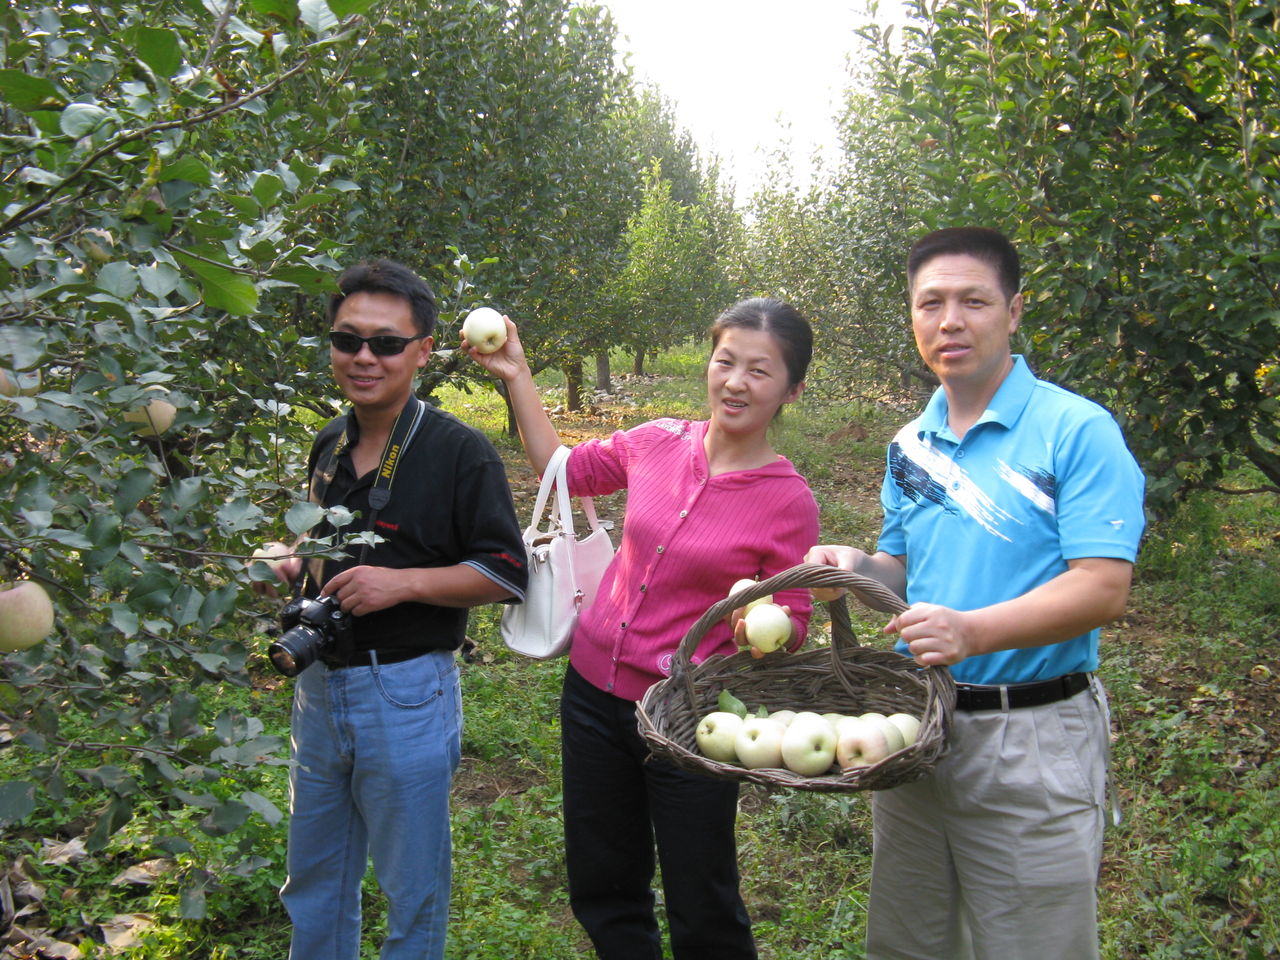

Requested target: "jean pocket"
[{"left": 372, "top": 654, "right": 456, "bottom": 709}]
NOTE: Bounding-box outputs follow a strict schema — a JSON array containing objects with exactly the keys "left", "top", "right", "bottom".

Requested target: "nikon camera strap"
[{"left": 299, "top": 396, "right": 429, "bottom": 591}]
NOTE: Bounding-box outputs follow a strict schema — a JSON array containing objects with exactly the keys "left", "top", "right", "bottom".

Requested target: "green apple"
[
  {"left": 696, "top": 711, "right": 744, "bottom": 763},
  {"left": 859, "top": 712, "right": 906, "bottom": 753},
  {"left": 767, "top": 709, "right": 797, "bottom": 728},
  {"left": 0, "top": 581, "right": 55, "bottom": 652},
  {"left": 781, "top": 712, "right": 838, "bottom": 776},
  {"left": 124, "top": 396, "right": 177, "bottom": 436},
  {"left": 743, "top": 602, "right": 791, "bottom": 653},
  {"left": 734, "top": 717, "right": 786, "bottom": 769},
  {"left": 461, "top": 306, "right": 508, "bottom": 354},
  {"left": 729, "top": 578, "right": 772, "bottom": 612},
  {"left": 887, "top": 712, "right": 922, "bottom": 747},
  {"left": 836, "top": 716, "right": 892, "bottom": 769}
]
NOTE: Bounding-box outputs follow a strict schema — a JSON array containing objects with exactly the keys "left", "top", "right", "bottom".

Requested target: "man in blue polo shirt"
[{"left": 808, "top": 227, "right": 1145, "bottom": 960}]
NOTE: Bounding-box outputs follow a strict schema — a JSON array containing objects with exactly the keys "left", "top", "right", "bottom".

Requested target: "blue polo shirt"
[{"left": 877, "top": 356, "right": 1146, "bottom": 685}]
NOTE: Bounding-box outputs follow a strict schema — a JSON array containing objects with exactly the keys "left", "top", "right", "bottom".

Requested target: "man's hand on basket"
[
  {"left": 884, "top": 602, "right": 977, "bottom": 667},
  {"left": 730, "top": 604, "right": 794, "bottom": 660},
  {"left": 804, "top": 544, "right": 908, "bottom": 603}
]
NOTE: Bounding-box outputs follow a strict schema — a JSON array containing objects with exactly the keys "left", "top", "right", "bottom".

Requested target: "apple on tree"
[
  {"left": 0, "top": 367, "right": 41, "bottom": 397},
  {"left": 781, "top": 712, "right": 838, "bottom": 776},
  {"left": 124, "top": 394, "right": 177, "bottom": 436},
  {"left": 461, "top": 307, "right": 508, "bottom": 354},
  {"left": 695, "top": 711, "right": 744, "bottom": 763},
  {"left": 0, "top": 581, "right": 55, "bottom": 652}
]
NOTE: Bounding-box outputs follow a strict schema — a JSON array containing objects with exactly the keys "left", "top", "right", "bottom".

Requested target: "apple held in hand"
[
  {"left": 461, "top": 307, "right": 508, "bottom": 354},
  {"left": 735, "top": 717, "right": 786, "bottom": 769},
  {"left": 729, "top": 578, "right": 773, "bottom": 612},
  {"left": 781, "top": 712, "right": 838, "bottom": 776},
  {"left": 0, "top": 581, "right": 55, "bottom": 652},
  {"left": 742, "top": 602, "right": 791, "bottom": 654},
  {"left": 696, "top": 711, "right": 744, "bottom": 763},
  {"left": 887, "top": 712, "right": 922, "bottom": 747},
  {"left": 835, "top": 717, "right": 892, "bottom": 770}
]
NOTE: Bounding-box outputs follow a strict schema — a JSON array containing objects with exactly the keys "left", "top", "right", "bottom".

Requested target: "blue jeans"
[
  {"left": 560, "top": 665, "right": 757, "bottom": 960},
  {"left": 280, "top": 650, "right": 462, "bottom": 960}
]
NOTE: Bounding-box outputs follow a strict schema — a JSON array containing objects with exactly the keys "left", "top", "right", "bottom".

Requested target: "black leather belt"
[
  {"left": 330, "top": 648, "right": 425, "bottom": 669},
  {"left": 954, "top": 671, "right": 1091, "bottom": 711}
]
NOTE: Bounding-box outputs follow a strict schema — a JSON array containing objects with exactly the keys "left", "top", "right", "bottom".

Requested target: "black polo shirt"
[{"left": 303, "top": 397, "right": 527, "bottom": 656}]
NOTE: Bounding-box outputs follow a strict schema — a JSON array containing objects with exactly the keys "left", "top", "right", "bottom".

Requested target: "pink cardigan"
[{"left": 565, "top": 418, "right": 820, "bottom": 702}]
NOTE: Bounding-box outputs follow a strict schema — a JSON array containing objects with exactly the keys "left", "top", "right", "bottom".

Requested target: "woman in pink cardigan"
[{"left": 465, "top": 299, "right": 818, "bottom": 960}]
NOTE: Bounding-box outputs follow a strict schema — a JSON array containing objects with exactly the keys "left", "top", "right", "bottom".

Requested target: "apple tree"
[
  {"left": 0, "top": 0, "right": 387, "bottom": 919},
  {"left": 862, "top": 0, "right": 1280, "bottom": 506}
]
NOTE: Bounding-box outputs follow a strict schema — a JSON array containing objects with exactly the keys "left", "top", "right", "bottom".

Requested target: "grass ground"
[{"left": 3, "top": 344, "right": 1277, "bottom": 958}]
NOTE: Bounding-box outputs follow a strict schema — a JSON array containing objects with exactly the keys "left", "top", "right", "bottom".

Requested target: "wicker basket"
[{"left": 636, "top": 562, "right": 956, "bottom": 792}]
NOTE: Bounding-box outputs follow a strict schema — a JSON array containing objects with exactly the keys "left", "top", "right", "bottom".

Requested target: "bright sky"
[{"left": 599, "top": 0, "right": 911, "bottom": 200}]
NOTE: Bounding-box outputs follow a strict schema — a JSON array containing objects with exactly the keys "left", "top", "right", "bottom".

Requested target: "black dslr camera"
[{"left": 268, "top": 595, "right": 354, "bottom": 676}]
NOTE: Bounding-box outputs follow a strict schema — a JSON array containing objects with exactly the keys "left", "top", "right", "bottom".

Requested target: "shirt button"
[
  {"left": 621, "top": 622, "right": 628, "bottom": 629},
  {"left": 956, "top": 449, "right": 966, "bottom": 459},
  {"left": 607, "top": 683, "right": 613, "bottom": 691},
  {"left": 656, "top": 545, "right": 665, "bottom": 554},
  {"left": 679, "top": 510, "right": 688, "bottom": 518},
  {"left": 639, "top": 584, "right": 647, "bottom": 592}
]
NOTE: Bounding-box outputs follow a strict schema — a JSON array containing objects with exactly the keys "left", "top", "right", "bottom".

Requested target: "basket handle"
[{"left": 670, "top": 562, "right": 909, "bottom": 705}]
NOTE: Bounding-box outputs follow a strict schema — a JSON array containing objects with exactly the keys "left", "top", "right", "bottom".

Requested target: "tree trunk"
[
  {"left": 565, "top": 360, "right": 583, "bottom": 412},
  {"left": 497, "top": 381, "right": 518, "bottom": 437},
  {"left": 633, "top": 349, "right": 645, "bottom": 376},
  {"left": 595, "top": 353, "right": 611, "bottom": 395}
]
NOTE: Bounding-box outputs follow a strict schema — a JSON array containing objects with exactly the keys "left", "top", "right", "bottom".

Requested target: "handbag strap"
[{"left": 529, "top": 445, "right": 602, "bottom": 537}]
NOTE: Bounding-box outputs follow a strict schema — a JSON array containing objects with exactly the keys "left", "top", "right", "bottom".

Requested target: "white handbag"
[{"left": 501, "top": 445, "right": 615, "bottom": 660}]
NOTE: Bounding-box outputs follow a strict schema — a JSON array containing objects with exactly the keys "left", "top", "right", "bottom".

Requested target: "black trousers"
[{"left": 560, "top": 665, "right": 758, "bottom": 960}]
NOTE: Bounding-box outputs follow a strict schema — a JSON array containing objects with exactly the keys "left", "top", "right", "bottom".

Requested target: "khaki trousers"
[{"left": 866, "top": 678, "right": 1111, "bottom": 960}]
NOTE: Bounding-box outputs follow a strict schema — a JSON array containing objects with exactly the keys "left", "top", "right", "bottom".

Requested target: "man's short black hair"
[
  {"left": 907, "top": 227, "right": 1021, "bottom": 302},
  {"left": 327, "top": 259, "right": 439, "bottom": 338}
]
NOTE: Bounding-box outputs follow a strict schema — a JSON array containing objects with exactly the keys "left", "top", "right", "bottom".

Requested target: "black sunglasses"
[{"left": 328, "top": 331, "right": 426, "bottom": 357}]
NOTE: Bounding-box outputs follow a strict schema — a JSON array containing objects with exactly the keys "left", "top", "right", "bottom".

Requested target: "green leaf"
[
  {"left": 717, "top": 688, "right": 748, "bottom": 718},
  {"left": 86, "top": 796, "right": 133, "bottom": 852},
  {"left": 109, "top": 603, "right": 140, "bottom": 638},
  {"left": 298, "top": 0, "right": 339, "bottom": 34},
  {"left": 248, "top": 0, "right": 299, "bottom": 21},
  {"left": 135, "top": 26, "right": 184, "bottom": 78},
  {"left": 327, "top": 0, "right": 375, "bottom": 15},
  {"left": 241, "top": 790, "right": 284, "bottom": 825},
  {"left": 0, "top": 70, "right": 62, "bottom": 111},
  {"left": 60, "top": 102, "right": 109, "bottom": 138},
  {"left": 285, "top": 501, "right": 324, "bottom": 535},
  {"left": 0, "top": 781, "right": 36, "bottom": 826},
  {"left": 251, "top": 172, "right": 284, "bottom": 207},
  {"left": 114, "top": 467, "right": 156, "bottom": 515},
  {"left": 95, "top": 261, "right": 139, "bottom": 299},
  {"left": 199, "top": 799, "right": 251, "bottom": 836},
  {"left": 179, "top": 884, "right": 207, "bottom": 920},
  {"left": 171, "top": 252, "right": 259, "bottom": 316},
  {"left": 159, "top": 155, "right": 212, "bottom": 185}
]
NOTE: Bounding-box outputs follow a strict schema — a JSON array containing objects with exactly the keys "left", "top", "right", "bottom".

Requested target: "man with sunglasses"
[{"left": 270, "top": 259, "right": 527, "bottom": 960}]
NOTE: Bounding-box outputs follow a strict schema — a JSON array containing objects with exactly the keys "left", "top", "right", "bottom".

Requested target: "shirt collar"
[{"left": 917, "top": 355, "right": 1036, "bottom": 442}]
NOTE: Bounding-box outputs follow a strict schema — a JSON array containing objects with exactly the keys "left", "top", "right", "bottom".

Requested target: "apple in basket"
[
  {"left": 887, "top": 712, "right": 922, "bottom": 747},
  {"left": 835, "top": 716, "right": 894, "bottom": 770},
  {"left": 781, "top": 712, "right": 838, "bottom": 776},
  {"left": 695, "top": 711, "right": 744, "bottom": 763},
  {"left": 734, "top": 717, "right": 786, "bottom": 769},
  {"left": 857, "top": 712, "right": 907, "bottom": 753}
]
